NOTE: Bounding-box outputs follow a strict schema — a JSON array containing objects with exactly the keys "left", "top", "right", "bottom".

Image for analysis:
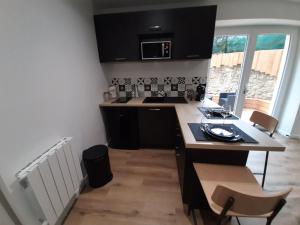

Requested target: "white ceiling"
[
  {"left": 93, "top": 0, "right": 300, "bottom": 12},
  {"left": 93, "top": 0, "right": 187, "bottom": 11}
]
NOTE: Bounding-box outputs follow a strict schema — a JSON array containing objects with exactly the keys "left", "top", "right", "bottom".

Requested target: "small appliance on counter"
[{"left": 195, "top": 84, "right": 206, "bottom": 101}]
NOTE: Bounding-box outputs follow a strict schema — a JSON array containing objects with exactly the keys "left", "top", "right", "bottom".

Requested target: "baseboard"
[
  {"left": 277, "top": 129, "right": 291, "bottom": 137},
  {"left": 56, "top": 195, "right": 77, "bottom": 225},
  {"left": 57, "top": 177, "right": 88, "bottom": 225},
  {"left": 81, "top": 175, "right": 88, "bottom": 191},
  {"left": 289, "top": 134, "right": 300, "bottom": 139},
  {"left": 277, "top": 129, "right": 300, "bottom": 139}
]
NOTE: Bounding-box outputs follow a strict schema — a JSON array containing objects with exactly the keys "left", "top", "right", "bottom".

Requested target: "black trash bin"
[{"left": 82, "top": 145, "right": 113, "bottom": 188}]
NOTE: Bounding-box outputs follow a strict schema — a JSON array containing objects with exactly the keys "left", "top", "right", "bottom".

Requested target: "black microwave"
[{"left": 141, "top": 40, "right": 171, "bottom": 60}]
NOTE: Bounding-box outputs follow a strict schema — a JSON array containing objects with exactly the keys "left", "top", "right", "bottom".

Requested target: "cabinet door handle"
[
  {"left": 115, "top": 57, "right": 128, "bottom": 61},
  {"left": 186, "top": 54, "right": 200, "bottom": 58},
  {"left": 149, "top": 25, "right": 162, "bottom": 31},
  {"left": 148, "top": 108, "right": 161, "bottom": 111}
]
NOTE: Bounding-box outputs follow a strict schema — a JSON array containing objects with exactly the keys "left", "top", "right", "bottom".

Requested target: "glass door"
[
  {"left": 206, "top": 34, "right": 248, "bottom": 112},
  {"left": 241, "top": 33, "right": 290, "bottom": 122},
  {"left": 207, "top": 27, "right": 295, "bottom": 120}
]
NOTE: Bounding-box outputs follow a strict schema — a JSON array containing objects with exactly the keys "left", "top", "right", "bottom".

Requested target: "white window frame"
[{"left": 211, "top": 25, "right": 298, "bottom": 118}]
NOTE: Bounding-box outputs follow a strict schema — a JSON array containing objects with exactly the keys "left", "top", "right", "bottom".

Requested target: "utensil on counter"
[{"left": 220, "top": 105, "right": 232, "bottom": 124}]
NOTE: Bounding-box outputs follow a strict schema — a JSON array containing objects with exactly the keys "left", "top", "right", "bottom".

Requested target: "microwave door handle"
[{"left": 162, "top": 43, "right": 164, "bottom": 57}]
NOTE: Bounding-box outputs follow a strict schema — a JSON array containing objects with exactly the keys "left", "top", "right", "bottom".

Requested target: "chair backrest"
[
  {"left": 219, "top": 92, "right": 236, "bottom": 99},
  {"left": 250, "top": 111, "right": 278, "bottom": 136},
  {"left": 211, "top": 185, "right": 291, "bottom": 216}
]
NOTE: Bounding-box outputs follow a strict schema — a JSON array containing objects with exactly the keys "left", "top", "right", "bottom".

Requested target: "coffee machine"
[{"left": 195, "top": 84, "right": 206, "bottom": 101}]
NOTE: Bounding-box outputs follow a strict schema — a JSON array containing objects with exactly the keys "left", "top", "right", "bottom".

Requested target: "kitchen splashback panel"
[{"left": 110, "top": 76, "right": 206, "bottom": 97}]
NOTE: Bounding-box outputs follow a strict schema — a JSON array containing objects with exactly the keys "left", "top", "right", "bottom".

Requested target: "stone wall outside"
[{"left": 207, "top": 65, "right": 277, "bottom": 101}]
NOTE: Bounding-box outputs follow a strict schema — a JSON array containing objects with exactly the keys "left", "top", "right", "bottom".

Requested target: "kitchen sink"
[{"left": 143, "top": 97, "right": 188, "bottom": 104}]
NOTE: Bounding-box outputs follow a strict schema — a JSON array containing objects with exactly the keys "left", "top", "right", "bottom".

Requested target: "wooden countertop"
[
  {"left": 99, "top": 97, "right": 186, "bottom": 107},
  {"left": 100, "top": 98, "right": 285, "bottom": 152}
]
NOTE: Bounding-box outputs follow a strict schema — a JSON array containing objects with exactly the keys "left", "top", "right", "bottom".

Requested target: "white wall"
[
  {"left": 0, "top": 203, "right": 15, "bottom": 225},
  {"left": 214, "top": 0, "right": 300, "bottom": 22},
  {"left": 0, "top": 0, "right": 108, "bottom": 224},
  {"left": 291, "top": 107, "right": 300, "bottom": 137},
  {"left": 279, "top": 33, "right": 300, "bottom": 137}
]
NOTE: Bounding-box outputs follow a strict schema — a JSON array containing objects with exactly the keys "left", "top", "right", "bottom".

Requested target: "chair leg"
[
  {"left": 236, "top": 217, "right": 241, "bottom": 225},
  {"left": 266, "top": 199, "right": 286, "bottom": 225},
  {"left": 188, "top": 205, "right": 191, "bottom": 216},
  {"left": 216, "top": 197, "right": 234, "bottom": 225},
  {"left": 188, "top": 204, "right": 198, "bottom": 225},
  {"left": 191, "top": 209, "right": 198, "bottom": 225},
  {"left": 262, "top": 151, "right": 269, "bottom": 188}
]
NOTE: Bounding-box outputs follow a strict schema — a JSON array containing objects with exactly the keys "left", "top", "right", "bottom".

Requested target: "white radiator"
[{"left": 16, "top": 137, "right": 83, "bottom": 225}]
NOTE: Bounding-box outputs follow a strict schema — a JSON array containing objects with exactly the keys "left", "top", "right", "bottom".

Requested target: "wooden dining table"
[
  {"left": 173, "top": 99, "right": 285, "bottom": 213},
  {"left": 175, "top": 99, "right": 285, "bottom": 152}
]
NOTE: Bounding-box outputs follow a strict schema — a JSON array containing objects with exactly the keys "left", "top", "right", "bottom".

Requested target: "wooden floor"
[{"left": 64, "top": 134, "right": 300, "bottom": 225}]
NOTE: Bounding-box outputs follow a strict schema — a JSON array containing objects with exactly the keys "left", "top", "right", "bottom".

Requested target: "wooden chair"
[
  {"left": 249, "top": 111, "right": 279, "bottom": 187},
  {"left": 250, "top": 111, "right": 278, "bottom": 137},
  {"left": 218, "top": 92, "right": 236, "bottom": 110},
  {"left": 193, "top": 163, "right": 291, "bottom": 225}
]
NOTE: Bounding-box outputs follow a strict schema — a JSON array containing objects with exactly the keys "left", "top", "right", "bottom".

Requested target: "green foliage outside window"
[{"left": 212, "top": 34, "right": 286, "bottom": 54}]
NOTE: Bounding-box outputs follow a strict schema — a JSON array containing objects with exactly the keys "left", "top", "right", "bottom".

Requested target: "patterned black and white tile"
[{"left": 110, "top": 75, "right": 206, "bottom": 97}]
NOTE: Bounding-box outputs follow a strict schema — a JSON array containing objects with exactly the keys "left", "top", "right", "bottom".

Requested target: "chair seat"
[{"left": 193, "top": 163, "right": 271, "bottom": 217}]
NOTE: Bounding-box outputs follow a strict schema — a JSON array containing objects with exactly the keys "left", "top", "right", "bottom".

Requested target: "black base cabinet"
[
  {"left": 174, "top": 120, "right": 250, "bottom": 207},
  {"left": 100, "top": 106, "right": 176, "bottom": 149},
  {"left": 101, "top": 105, "right": 249, "bottom": 209},
  {"left": 138, "top": 107, "right": 176, "bottom": 149},
  {"left": 175, "top": 143, "right": 249, "bottom": 208},
  {"left": 100, "top": 107, "right": 139, "bottom": 149}
]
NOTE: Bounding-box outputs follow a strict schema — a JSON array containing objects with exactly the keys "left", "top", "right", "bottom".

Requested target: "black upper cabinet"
[
  {"left": 172, "top": 6, "right": 217, "bottom": 59},
  {"left": 136, "top": 10, "right": 174, "bottom": 34},
  {"left": 94, "top": 6, "right": 217, "bottom": 62},
  {"left": 94, "top": 13, "right": 139, "bottom": 62}
]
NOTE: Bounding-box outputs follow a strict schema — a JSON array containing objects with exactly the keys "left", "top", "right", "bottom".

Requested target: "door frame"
[{"left": 212, "top": 26, "right": 298, "bottom": 118}]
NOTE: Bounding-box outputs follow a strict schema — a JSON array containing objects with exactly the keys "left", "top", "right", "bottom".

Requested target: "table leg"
[{"left": 262, "top": 151, "right": 269, "bottom": 188}]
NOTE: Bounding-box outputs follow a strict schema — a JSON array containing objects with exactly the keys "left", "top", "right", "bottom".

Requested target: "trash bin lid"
[{"left": 82, "top": 145, "right": 108, "bottom": 160}]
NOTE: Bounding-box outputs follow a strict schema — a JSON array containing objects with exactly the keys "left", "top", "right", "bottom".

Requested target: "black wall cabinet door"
[
  {"left": 136, "top": 10, "right": 174, "bottom": 35},
  {"left": 138, "top": 107, "right": 176, "bottom": 148},
  {"left": 94, "top": 14, "right": 139, "bottom": 62},
  {"left": 101, "top": 107, "right": 139, "bottom": 149},
  {"left": 94, "top": 6, "right": 216, "bottom": 62},
  {"left": 172, "top": 6, "right": 217, "bottom": 59}
]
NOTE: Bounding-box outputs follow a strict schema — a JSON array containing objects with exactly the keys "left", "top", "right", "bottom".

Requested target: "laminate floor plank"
[{"left": 64, "top": 135, "right": 300, "bottom": 225}]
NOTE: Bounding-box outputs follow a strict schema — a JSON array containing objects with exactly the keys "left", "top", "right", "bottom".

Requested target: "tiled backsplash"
[{"left": 110, "top": 76, "right": 207, "bottom": 97}]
